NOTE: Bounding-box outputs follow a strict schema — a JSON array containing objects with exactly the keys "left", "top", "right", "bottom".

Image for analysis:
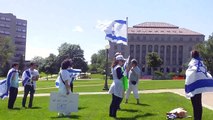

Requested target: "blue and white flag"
[
  {"left": 0, "top": 79, "right": 7, "bottom": 99},
  {"left": 104, "top": 20, "right": 127, "bottom": 45},
  {"left": 185, "top": 58, "right": 213, "bottom": 98},
  {"left": 55, "top": 69, "right": 81, "bottom": 88},
  {"left": 0, "top": 69, "right": 16, "bottom": 99}
]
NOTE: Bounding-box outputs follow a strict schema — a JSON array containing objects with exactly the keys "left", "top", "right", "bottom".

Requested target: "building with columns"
[
  {"left": 0, "top": 12, "right": 27, "bottom": 63},
  {"left": 109, "top": 22, "right": 204, "bottom": 75}
]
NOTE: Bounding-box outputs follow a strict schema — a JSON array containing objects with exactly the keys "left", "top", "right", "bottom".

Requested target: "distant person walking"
[
  {"left": 109, "top": 55, "right": 125, "bottom": 118},
  {"left": 22, "top": 62, "right": 37, "bottom": 108},
  {"left": 185, "top": 50, "right": 213, "bottom": 120},
  {"left": 125, "top": 59, "right": 141, "bottom": 104},
  {"left": 7, "top": 63, "right": 19, "bottom": 109}
]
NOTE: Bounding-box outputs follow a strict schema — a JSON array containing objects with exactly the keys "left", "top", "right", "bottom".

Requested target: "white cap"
[{"left": 116, "top": 55, "right": 125, "bottom": 61}]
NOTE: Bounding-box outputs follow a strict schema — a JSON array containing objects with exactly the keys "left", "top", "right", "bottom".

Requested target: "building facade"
[
  {"left": 109, "top": 22, "right": 204, "bottom": 75},
  {"left": 0, "top": 13, "right": 27, "bottom": 63}
]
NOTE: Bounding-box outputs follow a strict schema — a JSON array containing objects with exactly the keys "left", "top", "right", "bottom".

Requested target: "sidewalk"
[{"left": 17, "top": 88, "right": 213, "bottom": 110}]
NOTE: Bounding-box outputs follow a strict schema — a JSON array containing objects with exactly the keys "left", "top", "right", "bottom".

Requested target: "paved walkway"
[{"left": 17, "top": 87, "right": 213, "bottom": 110}]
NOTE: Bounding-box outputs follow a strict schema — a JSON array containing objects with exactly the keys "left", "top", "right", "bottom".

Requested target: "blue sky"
[{"left": 0, "top": 0, "right": 213, "bottom": 63}]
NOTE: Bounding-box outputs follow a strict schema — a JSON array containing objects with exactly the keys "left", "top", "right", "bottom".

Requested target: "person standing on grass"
[
  {"left": 58, "top": 59, "right": 73, "bottom": 117},
  {"left": 109, "top": 55, "right": 125, "bottom": 118},
  {"left": 7, "top": 63, "right": 19, "bottom": 109},
  {"left": 185, "top": 50, "right": 213, "bottom": 120},
  {"left": 125, "top": 59, "right": 141, "bottom": 104},
  {"left": 22, "top": 62, "right": 37, "bottom": 108}
]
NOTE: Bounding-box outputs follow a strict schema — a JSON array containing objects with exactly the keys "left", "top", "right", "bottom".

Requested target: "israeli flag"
[
  {"left": 55, "top": 69, "right": 81, "bottom": 88},
  {"left": 0, "top": 79, "right": 7, "bottom": 99},
  {"left": 185, "top": 58, "right": 213, "bottom": 98},
  {"left": 104, "top": 20, "right": 127, "bottom": 45},
  {"left": 0, "top": 69, "right": 16, "bottom": 99}
]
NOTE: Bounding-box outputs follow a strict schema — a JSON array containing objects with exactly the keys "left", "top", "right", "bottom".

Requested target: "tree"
[
  {"left": 146, "top": 52, "right": 163, "bottom": 74},
  {"left": 57, "top": 43, "right": 88, "bottom": 72},
  {"left": 195, "top": 33, "right": 213, "bottom": 75},
  {"left": 31, "top": 56, "right": 45, "bottom": 72},
  {"left": 43, "top": 54, "right": 58, "bottom": 75},
  {"left": 0, "top": 36, "right": 15, "bottom": 76},
  {"left": 90, "top": 49, "right": 106, "bottom": 73}
]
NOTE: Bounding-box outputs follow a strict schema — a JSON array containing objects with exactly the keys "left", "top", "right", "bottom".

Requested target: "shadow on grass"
[
  {"left": 50, "top": 115, "right": 80, "bottom": 119},
  {"left": 28, "top": 106, "right": 42, "bottom": 109},
  {"left": 117, "top": 113, "right": 157, "bottom": 120},
  {"left": 78, "top": 106, "right": 87, "bottom": 110},
  {"left": 119, "top": 109, "right": 140, "bottom": 113},
  {"left": 9, "top": 107, "right": 21, "bottom": 110},
  {"left": 129, "top": 103, "right": 150, "bottom": 106}
]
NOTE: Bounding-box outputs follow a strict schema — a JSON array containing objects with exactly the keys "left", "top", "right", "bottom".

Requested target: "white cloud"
[
  {"left": 96, "top": 19, "right": 112, "bottom": 31},
  {"left": 72, "top": 26, "right": 84, "bottom": 32}
]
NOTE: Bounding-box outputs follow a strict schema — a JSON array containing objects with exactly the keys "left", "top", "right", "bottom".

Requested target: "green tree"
[
  {"left": 57, "top": 43, "right": 88, "bottom": 72},
  {"left": 43, "top": 54, "right": 58, "bottom": 75},
  {"left": 31, "top": 56, "right": 45, "bottom": 72},
  {"left": 0, "top": 36, "right": 15, "bottom": 76},
  {"left": 195, "top": 33, "right": 213, "bottom": 75},
  {"left": 90, "top": 49, "right": 106, "bottom": 73},
  {"left": 146, "top": 52, "right": 163, "bottom": 74}
]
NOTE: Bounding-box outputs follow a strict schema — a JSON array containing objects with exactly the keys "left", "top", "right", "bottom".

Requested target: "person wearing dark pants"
[
  {"left": 22, "top": 84, "right": 35, "bottom": 108},
  {"left": 7, "top": 63, "right": 19, "bottom": 109},
  {"left": 191, "top": 93, "right": 202, "bottom": 120},
  {"left": 109, "top": 94, "right": 122, "bottom": 117},
  {"left": 22, "top": 62, "right": 37, "bottom": 108},
  {"left": 109, "top": 55, "right": 126, "bottom": 118}
]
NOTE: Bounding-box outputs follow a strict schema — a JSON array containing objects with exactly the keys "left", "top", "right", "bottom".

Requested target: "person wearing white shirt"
[
  {"left": 109, "top": 55, "right": 125, "bottom": 118},
  {"left": 125, "top": 59, "right": 141, "bottom": 104},
  {"left": 58, "top": 59, "right": 72, "bottom": 117},
  {"left": 22, "top": 62, "right": 37, "bottom": 108}
]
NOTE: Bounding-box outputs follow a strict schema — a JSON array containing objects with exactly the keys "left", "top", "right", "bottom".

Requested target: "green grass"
[
  {"left": 19, "top": 79, "right": 185, "bottom": 94},
  {"left": 0, "top": 93, "right": 213, "bottom": 120}
]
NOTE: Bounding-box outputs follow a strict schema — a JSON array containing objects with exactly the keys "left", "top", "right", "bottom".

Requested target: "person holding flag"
[
  {"left": 6, "top": 63, "right": 19, "bottom": 109},
  {"left": 185, "top": 50, "right": 213, "bottom": 120},
  {"left": 125, "top": 59, "right": 141, "bottom": 104},
  {"left": 22, "top": 62, "right": 37, "bottom": 108},
  {"left": 109, "top": 54, "right": 126, "bottom": 118}
]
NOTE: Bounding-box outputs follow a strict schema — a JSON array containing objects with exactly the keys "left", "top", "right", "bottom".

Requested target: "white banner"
[{"left": 49, "top": 92, "right": 79, "bottom": 113}]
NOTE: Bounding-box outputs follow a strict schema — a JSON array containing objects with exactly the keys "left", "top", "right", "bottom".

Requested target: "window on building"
[
  {"left": 166, "top": 46, "right": 171, "bottom": 65},
  {"left": 178, "top": 46, "right": 183, "bottom": 65},
  {"left": 160, "top": 45, "right": 165, "bottom": 65},
  {"left": 130, "top": 45, "right": 134, "bottom": 58},
  {"left": 148, "top": 45, "right": 152, "bottom": 52},
  {"left": 154, "top": 45, "right": 158, "bottom": 53},
  {"left": 142, "top": 45, "right": 146, "bottom": 64},
  {"left": 136, "top": 45, "right": 140, "bottom": 63},
  {"left": 143, "top": 36, "right": 146, "bottom": 41},
  {"left": 172, "top": 46, "right": 177, "bottom": 65}
]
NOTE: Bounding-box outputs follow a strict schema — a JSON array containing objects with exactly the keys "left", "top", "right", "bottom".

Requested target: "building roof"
[{"left": 128, "top": 22, "right": 204, "bottom": 36}]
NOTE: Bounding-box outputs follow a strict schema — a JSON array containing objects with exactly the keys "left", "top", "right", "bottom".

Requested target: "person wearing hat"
[
  {"left": 125, "top": 59, "right": 141, "bottom": 104},
  {"left": 109, "top": 54, "right": 125, "bottom": 118}
]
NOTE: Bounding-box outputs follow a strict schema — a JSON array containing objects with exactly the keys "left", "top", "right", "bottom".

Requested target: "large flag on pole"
[
  {"left": 185, "top": 58, "right": 213, "bottom": 98},
  {"left": 104, "top": 20, "right": 127, "bottom": 45}
]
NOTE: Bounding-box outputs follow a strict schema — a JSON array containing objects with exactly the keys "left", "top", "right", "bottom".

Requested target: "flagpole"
[{"left": 126, "top": 17, "right": 128, "bottom": 46}]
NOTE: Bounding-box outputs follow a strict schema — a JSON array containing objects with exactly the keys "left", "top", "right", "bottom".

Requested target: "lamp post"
[{"left": 103, "top": 45, "right": 110, "bottom": 90}]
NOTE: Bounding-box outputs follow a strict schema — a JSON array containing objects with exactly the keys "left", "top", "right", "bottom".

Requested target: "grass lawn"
[
  {"left": 1, "top": 93, "right": 213, "bottom": 120},
  {"left": 18, "top": 79, "right": 185, "bottom": 94}
]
